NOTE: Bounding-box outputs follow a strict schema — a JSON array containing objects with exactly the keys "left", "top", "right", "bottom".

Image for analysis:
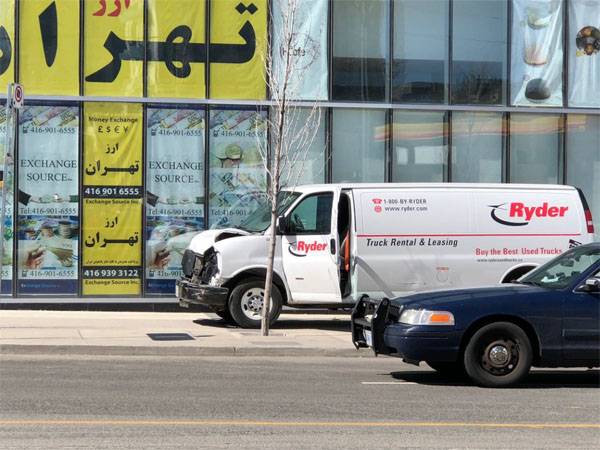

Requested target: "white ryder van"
[{"left": 176, "top": 184, "right": 595, "bottom": 327}]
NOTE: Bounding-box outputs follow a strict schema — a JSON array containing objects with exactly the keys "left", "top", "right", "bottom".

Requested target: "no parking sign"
[{"left": 11, "top": 83, "right": 24, "bottom": 109}]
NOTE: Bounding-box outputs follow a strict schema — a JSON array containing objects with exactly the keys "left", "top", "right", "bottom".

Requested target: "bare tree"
[{"left": 256, "top": 0, "right": 323, "bottom": 336}]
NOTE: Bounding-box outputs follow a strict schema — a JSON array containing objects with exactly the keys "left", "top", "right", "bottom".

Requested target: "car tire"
[
  {"left": 228, "top": 278, "right": 282, "bottom": 328},
  {"left": 215, "top": 309, "right": 234, "bottom": 324},
  {"left": 464, "top": 322, "right": 532, "bottom": 388},
  {"left": 426, "top": 361, "right": 465, "bottom": 378}
]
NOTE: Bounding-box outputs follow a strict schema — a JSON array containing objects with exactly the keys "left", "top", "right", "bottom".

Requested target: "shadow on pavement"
[
  {"left": 192, "top": 317, "right": 351, "bottom": 332},
  {"left": 390, "top": 369, "right": 600, "bottom": 388}
]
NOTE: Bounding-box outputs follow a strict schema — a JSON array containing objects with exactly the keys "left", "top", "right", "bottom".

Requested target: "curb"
[{"left": 0, "top": 345, "right": 374, "bottom": 358}]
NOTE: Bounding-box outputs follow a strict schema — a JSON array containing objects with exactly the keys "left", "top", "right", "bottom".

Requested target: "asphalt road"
[{"left": 0, "top": 355, "right": 599, "bottom": 449}]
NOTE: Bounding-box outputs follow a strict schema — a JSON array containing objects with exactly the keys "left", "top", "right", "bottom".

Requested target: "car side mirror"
[
  {"left": 276, "top": 216, "right": 289, "bottom": 235},
  {"left": 580, "top": 278, "right": 600, "bottom": 293}
]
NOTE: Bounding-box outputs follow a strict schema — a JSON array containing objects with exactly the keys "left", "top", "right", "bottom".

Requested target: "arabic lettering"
[
  {"left": 86, "top": 20, "right": 256, "bottom": 82},
  {"left": 39, "top": 1, "right": 58, "bottom": 67},
  {"left": 94, "top": 0, "right": 131, "bottom": 17},
  {"left": 104, "top": 216, "right": 119, "bottom": 228},
  {"left": 0, "top": 26, "right": 12, "bottom": 76},
  {"left": 84, "top": 231, "right": 139, "bottom": 247},
  {"left": 85, "top": 160, "right": 140, "bottom": 176},
  {"left": 105, "top": 143, "right": 119, "bottom": 154}
]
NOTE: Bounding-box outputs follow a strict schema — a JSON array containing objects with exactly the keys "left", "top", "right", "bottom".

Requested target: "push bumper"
[
  {"left": 176, "top": 278, "right": 229, "bottom": 309},
  {"left": 351, "top": 296, "right": 461, "bottom": 363}
]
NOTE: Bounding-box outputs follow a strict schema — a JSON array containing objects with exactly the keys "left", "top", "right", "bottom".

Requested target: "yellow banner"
[
  {"left": 82, "top": 198, "right": 142, "bottom": 295},
  {"left": 19, "top": 0, "right": 79, "bottom": 95},
  {"left": 147, "top": 0, "right": 205, "bottom": 98},
  {"left": 210, "top": 0, "right": 267, "bottom": 100},
  {"left": 84, "top": 0, "right": 143, "bottom": 97},
  {"left": 0, "top": 0, "right": 15, "bottom": 87},
  {"left": 83, "top": 102, "right": 142, "bottom": 187}
]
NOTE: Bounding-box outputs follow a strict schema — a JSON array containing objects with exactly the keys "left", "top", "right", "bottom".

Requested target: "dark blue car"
[{"left": 352, "top": 243, "right": 600, "bottom": 387}]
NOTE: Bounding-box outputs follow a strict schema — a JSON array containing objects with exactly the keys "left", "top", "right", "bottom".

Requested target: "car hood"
[
  {"left": 390, "top": 284, "right": 547, "bottom": 310},
  {"left": 187, "top": 228, "right": 251, "bottom": 255}
]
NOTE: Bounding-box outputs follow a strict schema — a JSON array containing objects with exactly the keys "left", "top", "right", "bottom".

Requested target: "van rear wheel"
[{"left": 228, "top": 278, "right": 282, "bottom": 328}]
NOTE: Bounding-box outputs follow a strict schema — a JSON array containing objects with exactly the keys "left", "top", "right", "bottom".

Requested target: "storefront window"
[
  {"left": 511, "top": 0, "right": 563, "bottom": 107},
  {"left": 0, "top": 102, "right": 13, "bottom": 295},
  {"left": 17, "top": 105, "right": 79, "bottom": 295},
  {"left": 451, "top": 112, "right": 503, "bottom": 182},
  {"left": 451, "top": 0, "right": 507, "bottom": 104},
  {"left": 509, "top": 113, "right": 563, "bottom": 184},
  {"left": 392, "top": 0, "right": 448, "bottom": 103},
  {"left": 568, "top": 0, "right": 600, "bottom": 108},
  {"left": 276, "top": 108, "right": 327, "bottom": 187},
  {"left": 272, "top": 0, "right": 328, "bottom": 100},
  {"left": 566, "top": 115, "right": 600, "bottom": 233},
  {"left": 208, "top": 108, "right": 268, "bottom": 228},
  {"left": 332, "top": 0, "right": 390, "bottom": 102},
  {"left": 332, "top": 109, "right": 386, "bottom": 182},
  {"left": 210, "top": 0, "right": 268, "bottom": 100},
  {"left": 145, "top": 107, "right": 205, "bottom": 295},
  {"left": 392, "top": 111, "right": 447, "bottom": 182}
]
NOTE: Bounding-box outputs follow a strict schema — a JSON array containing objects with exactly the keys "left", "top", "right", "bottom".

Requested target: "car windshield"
[
  {"left": 211, "top": 191, "right": 300, "bottom": 233},
  {"left": 519, "top": 246, "right": 600, "bottom": 290}
]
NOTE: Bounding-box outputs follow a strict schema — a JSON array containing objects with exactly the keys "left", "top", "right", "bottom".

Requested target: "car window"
[
  {"left": 288, "top": 192, "right": 333, "bottom": 235},
  {"left": 520, "top": 247, "right": 600, "bottom": 290}
]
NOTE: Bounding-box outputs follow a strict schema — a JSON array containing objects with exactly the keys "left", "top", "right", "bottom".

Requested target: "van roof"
[{"left": 288, "top": 183, "right": 576, "bottom": 193}]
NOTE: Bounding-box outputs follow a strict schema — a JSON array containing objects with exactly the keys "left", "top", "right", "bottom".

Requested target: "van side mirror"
[
  {"left": 580, "top": 278, "right": 600, "bottom": 293},
  {"left": 276, "top": 216, "right": 289, "bottom": 235}
]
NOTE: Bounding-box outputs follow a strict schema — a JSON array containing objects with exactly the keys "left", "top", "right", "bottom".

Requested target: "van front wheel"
[{"left": 228, "top": 278, "right": 282, "bottom": 328}]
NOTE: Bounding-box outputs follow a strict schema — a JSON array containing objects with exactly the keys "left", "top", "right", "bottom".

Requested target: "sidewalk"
[{"left": 0, "top": 310, "right": 370, "bottom": 357}]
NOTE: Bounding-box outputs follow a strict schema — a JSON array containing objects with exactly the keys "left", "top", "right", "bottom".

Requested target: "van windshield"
[{"left": 211, "top": 191, "right": 300, "bottom": 233}]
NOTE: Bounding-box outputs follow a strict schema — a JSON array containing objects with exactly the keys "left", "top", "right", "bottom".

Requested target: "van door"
[{"left": 282, "top": 189, "right": 342, "bottom": 303}]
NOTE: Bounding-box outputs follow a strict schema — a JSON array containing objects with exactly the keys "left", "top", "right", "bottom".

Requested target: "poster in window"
[
  {"left": 210, "top": 0, "right": 267, "bottom": 100},
  {"left": 82, "top": 103, "right": 143, "bottom": 296},
  {"left": 147, "top": 0, "right": 206, "bottom": 98},
  {"left": 146, "top": 108, "right": 205, "bottom": 294},
  {"left": 209, "top": 109, "right": 267, "bottom": 227},
  {"left": 272, "top": 0, "right": 328, "bottom": 100},
  {"left": 568, "top": 0, "right": 600, "bottom": 107},
  {"left": 84, "top": 0, "right": 144, "bottom": 97},
  {"left": 0, "top": 108, "right": 13, "bottom": 295},
  {"left": 511, "top": 0, "right": 563, "bottom": 106},
  {"left": 0, "top": 0, "right": 15, "bottom": 86},
  {"left": 17, "top": 106, "right": 79, "bottom": 294},
  {"left": 19, "top": 0, "right": 80, "bottom": 96}
]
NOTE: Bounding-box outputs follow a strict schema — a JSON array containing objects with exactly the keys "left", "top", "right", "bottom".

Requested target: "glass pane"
[
  {"left": 568, "top": 0, "right": 600, "bottom": 108},
  {"left": 272, "top": 0, "right": 328, "bottom": 100},
  {"left": 510, "top": 113, "right": 563, "bottom": 184},
  {"left": 0, "top": 102, "right": 12, "bottom": 294},
  {"left": 566, "top": 115, "right": 600, "bottom": 232},
  {"left": 451, "top": 112, "right": 503, "bottom": 182},
  {"left": 209, "top": 0, "right": 268, "bottom": 100},
  {"left": 451, "top": 0, "right": 507, "bottom": 104},
  {"left": 392, "top": 111, "right": 447, "bottom": 182},
  {"left": 146, "top": 107, "right": 205, "bottom": 295},
  {"left": 209, "top": 108, "right": 268, "bottom": 228},
  {"left": 511, "top": 0, "right": 563, "bottom": 106},
  {"left": 17, "top": 106, "right": 79, "bottom": 295},
  {"left": 332, "top": 109, "right": 386, "bottom": 182},
  {"left": 332, "top": 0, "right": 389, "bottom": 101},
  {"left": 275, "top": 108, "right": 327, "bottom": 187},
  {"left": 289, "top": 193, "right": 333, "bottom": 234},
  {"left": 392, "top": 0, "right": 448, "bottom": 103}
]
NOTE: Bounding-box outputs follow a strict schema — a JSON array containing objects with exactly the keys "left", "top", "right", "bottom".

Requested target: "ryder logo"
[
  {"left": 489, "top": 202, "right": 569, "bottom": 226},
  {"left": 288, "top": 240, "right": 328, "bottom": 257},
  {"left": 372, "top": 198, "right": 382, "bottom": 213}
]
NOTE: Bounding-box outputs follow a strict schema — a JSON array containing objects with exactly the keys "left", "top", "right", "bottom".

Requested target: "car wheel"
[
  {"left": 228, "top": 278, "right": 282, "bottom": 328},
  {"left": 464, "top": 322, "right": 532, "bottom": 388},
  {"left": 426, "top": 361, "right": 465, "bottom": 377}
]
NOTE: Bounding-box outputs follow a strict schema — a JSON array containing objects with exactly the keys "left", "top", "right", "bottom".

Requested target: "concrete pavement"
[{"left": 0, "top": 309, "right": 365, "bottom": 357}]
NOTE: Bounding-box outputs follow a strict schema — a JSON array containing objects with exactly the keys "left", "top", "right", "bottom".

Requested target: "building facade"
[{"left": 0, "top": 0, "right": 598, "bottom": 300}]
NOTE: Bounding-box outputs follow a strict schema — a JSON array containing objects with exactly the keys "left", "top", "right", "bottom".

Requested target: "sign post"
[{"left": 0, "top": 83, "right": 23, "bottom": 294}]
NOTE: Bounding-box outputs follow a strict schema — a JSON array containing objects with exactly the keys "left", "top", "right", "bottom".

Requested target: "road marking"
[
  {"left": 361, "top": 381, "right": 418, "bottom": 385},
  {"left": 0, "top": 420, "right": 598, "bottom": 430}
]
